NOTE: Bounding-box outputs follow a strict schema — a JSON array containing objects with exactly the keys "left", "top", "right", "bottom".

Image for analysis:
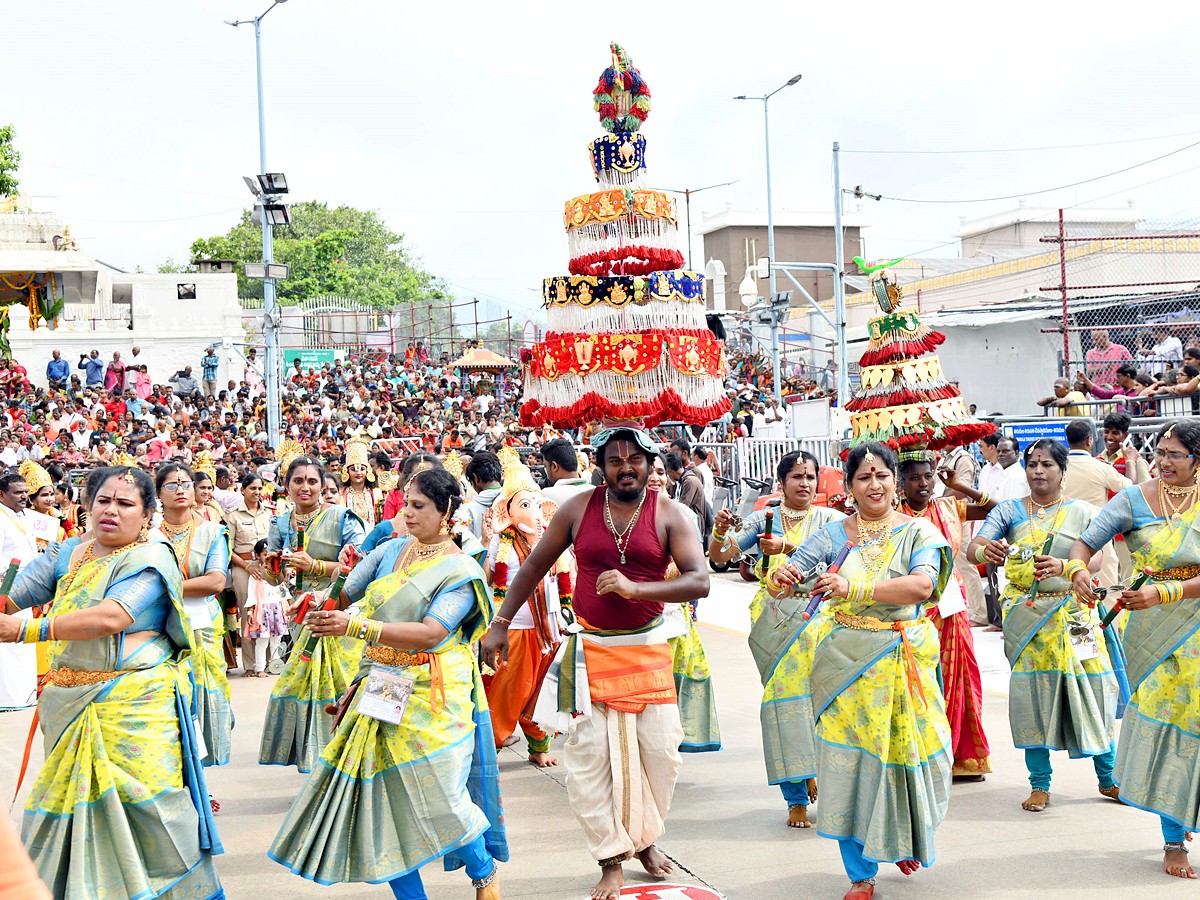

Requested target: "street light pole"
[
  {"left": 656, "top": 180, "right": 738, "bottom": 270},
  {"left": 736, "top": 74, "right": 801, "bottom": 406},
  {"left": 228, "top": 0, "right": 287, "bottom": 448},
  {"left": 832, "top": 141, "right": 850, "bottom": 407}
]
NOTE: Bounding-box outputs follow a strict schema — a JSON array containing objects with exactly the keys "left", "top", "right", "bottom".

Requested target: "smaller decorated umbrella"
[
  {"left": 449, "top": 347, "right": 518, "bottom": 403},
  {"left": 448, "top": 348, "right": 518, "bottom": 372},
  {"left": 845, "top": 265, "right": 994, "bottom": 453}
]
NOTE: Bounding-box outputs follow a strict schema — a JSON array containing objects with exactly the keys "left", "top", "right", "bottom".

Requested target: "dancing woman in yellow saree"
[
  {"left": 260, "top": 456, "right": 366, "bottom": 773},
  {"left": 270, "top": 469, "right": 506, "bottom": 900},
  {"left": 966, "top": 439, "right": 1119, "bottom": 814},
  {"left": 0, "top": 466, "right": 224, "bottom": 900},
  {"left": 773, "top": 443, "right": 951, "bottom": 900},
  {"left": 1067, "top": 420, "right": 1200, "bottom": 880},
  {"left": 712, "top": 450, "right": 844, "bottom": 828},
  {"left": 156, "top": 462, "right": 233, "bottom": 768}
]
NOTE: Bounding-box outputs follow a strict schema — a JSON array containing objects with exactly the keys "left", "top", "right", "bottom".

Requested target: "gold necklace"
[
  {"left": 408, "top": 537, "right": 452, "bottom": 564},
  {"left": 604, "top": 488, "right": 648, "bottom": 565},
  {"left": 779, "top": 504, "right": 813, "bottom": 534},
  {"left": 291, "top": 508, "right": 317, "bottom": 528},
  {"left": 60, "top": 537, "right": 145, "bottom": 597},
  {"left": 1158, "top": 480, "right": 1199, "bottom": 524},
  {"left": 160, "top": 515, "right": 195, "bottom": 539},
  {"left": 1026, "top": 492, "right": 1065, "bottom": 521},
  {"left": 855, "top": 511, "right": 895, "bottom": 575}
]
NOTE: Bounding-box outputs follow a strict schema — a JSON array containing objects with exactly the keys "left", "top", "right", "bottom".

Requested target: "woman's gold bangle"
[{"left": 1062, "top": 560, "right": 1088, "bottom": 583}]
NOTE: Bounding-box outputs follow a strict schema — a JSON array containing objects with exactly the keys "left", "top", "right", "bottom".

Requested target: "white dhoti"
[
  {"left": 0, "top": 608, "right": 36, "bottom": 710},
  {"left": 564, "top": 701, "right": 683, "bottom": 863}
]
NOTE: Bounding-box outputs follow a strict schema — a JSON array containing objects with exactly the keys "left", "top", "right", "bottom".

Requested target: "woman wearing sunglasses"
[{"left": 1065, "top": 420, "right": 1200, "bottom": 880}]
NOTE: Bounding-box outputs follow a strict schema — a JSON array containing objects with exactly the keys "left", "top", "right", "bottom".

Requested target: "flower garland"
[
  {"left": 492, "top": 531, "right": 574, "bottom": 653},
  {"left": 568, "top": 245, "right": 684, "bottom": 277},
  {"left": 593, "top": 43, "right": 651, "bottom": 133}
]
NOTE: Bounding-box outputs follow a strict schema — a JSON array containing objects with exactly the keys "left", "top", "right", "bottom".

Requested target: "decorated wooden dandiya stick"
[
  {"left": 1100, "top": 568, "right": 1152, "bottom": 629},
  {"left": 803, "top": 541, "right": 853, "bottom": 621}
]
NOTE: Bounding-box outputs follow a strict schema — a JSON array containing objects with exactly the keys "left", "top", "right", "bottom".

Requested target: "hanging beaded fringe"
[
  {"left": 566, "top": 217, "right": 678, "bottom": 261},
  {"left": 550, "top": 296, "right": 707, "bottom": 334}
]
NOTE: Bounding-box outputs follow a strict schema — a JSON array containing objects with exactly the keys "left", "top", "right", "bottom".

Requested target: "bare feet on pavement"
[
  {"left": 1165, "top": 833, "right": 1196, "bottom": 879},
  {"left": 637, "top": 845, "right": 674, "bottom": 878},
  {"left": 591, "top": 864, "right": 623, "bottom": 899},
  {"left": 527, "top": 751, "right": 558, "bottom": 767},
  {"left": 787, "top": 805, "right": 812, "bottom": 828}
]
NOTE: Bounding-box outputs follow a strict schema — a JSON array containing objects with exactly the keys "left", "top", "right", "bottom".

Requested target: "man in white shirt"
[
  {"left": 976, "top": 434, "right": 1004, "bottom": 499},
  {"left": 760, "top": 398, "right": 787, "bottom": 439},
  {"left": 1150, "top": 325, "right": 1183, "bottom": 376},
  {"left": 994, "top": 436, "right": 1030, "bottom": 502},
  {"left": 540, "top": 438, "right": 592, "bottom": 507},
  {"left": 690, "top": 447, "right": 715, "bottom": 506},
  {"left": 0, "top": 472, "right": 40, "bottom": 710},
  {"left": 1063, "top": 420, "right": 1129, "bottom": 586}
]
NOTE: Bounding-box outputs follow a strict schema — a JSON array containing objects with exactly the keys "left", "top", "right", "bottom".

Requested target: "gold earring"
[{"left": 439, "top": 509, "right": 452, "bottom": 535}]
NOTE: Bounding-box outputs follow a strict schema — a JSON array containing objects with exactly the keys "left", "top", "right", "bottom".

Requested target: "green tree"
[
  {"left": 185, "top": 201, "right": 444, "bottom": 307},
  {"left": 0, "top": 125, "right": 20, "bottom": 199}
]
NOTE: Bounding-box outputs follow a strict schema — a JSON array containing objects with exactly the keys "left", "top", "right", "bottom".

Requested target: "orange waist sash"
[{"left": 581, "top": 638, "right": 675, "bottom": 713}]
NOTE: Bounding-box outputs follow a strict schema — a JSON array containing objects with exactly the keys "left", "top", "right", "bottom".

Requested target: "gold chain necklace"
[
  {"left": 160, "top": 514, "right": 195, "bottom": 539},
  {"left": 60, "top": 537, "right": 146, "bottom": 597},
  {"left": 1026, "top": 492, "right": 1065, "bottom": 522},
  {"left": 291, "top": 509, "right": 317, "bottom": 529},
  {"left": 406, "top": 537, "right": 453, "bottom": 566},
  {"left": 604, "top": 488, "right": 648, "bottom": 565},
  {"left": 855, "top": 511, "right": 895, "bottom": 575},
  {"left": 1158, "top": 480, "right": 1199, "bottom": 524},
  {"left": 779, "top": 504, "right": 813, "bottom": 533}
]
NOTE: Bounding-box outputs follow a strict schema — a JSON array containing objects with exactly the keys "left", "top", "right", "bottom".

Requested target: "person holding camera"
[{"left": 77, "top": 349, "right": 104, "bottom": 387}]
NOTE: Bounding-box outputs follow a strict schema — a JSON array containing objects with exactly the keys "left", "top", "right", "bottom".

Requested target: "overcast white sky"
[{"left": 8, "top": 1, "right": 1200, "bottom": 324}]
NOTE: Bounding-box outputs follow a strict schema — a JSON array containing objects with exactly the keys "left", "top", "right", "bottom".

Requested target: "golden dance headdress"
[{"left": 18, "top": 459, "right": 53, "bottom": 495}]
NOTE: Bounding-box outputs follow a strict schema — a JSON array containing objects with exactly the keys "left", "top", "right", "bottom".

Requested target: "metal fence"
[
  {"left": 241, "top": 295, "right": 529, "bottom": 362},
  {"left": 1038, "top": 213, "right": 1200, "bottom": 384},
  {"left": 702, "top": 437, "right": 844, "bottom": 506}
]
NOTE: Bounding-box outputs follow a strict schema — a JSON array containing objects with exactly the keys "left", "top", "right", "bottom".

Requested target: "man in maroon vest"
[{"left": 482, "top": 424, "right": 709, "bottom": 900}]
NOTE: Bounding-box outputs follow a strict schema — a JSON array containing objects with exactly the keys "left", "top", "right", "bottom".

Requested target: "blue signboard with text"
[{"left": 1002, "top": 420, "right": 1069, "bottom": 449}]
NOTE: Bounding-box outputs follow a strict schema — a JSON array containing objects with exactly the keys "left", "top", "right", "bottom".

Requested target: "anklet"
[
  {"left": 470, "top": 864, "right": 498, "bottom": 888},
  {"left": 1165, "top": 842, "right": 1189, "bottom": 854},
  {"left": 598, "top": 853, "right": 629, "bottom": 868}
]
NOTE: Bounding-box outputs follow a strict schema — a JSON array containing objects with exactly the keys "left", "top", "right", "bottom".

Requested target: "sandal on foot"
[
  {"left": 843, "top": 879, "right": 875, "bottom": 900},
  {"left": 1098, "top": 784, "right": 1120, "bottom": 801},
  {"left": 786, "top": 804, "right": 812, "bottom": 828},
  {"left": 1022, "top": 789, "right": 1050, "bottom": 812}
]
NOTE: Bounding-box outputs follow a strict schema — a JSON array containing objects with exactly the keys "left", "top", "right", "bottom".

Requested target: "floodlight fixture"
[
  {"left": 244, "top": 262, "right": 267, "bottom": 278},
  {"left": 257, "top": 172, "right": 289, "bottom": 195},
  {"left": 262, "top": 203, "right": 291, "bottom": 227},
  {"left": 243, "top": 176, "right": 262, "bottom": 197},
  {"left": 266, "top": 263, "right": 290, "bottom": 279}
]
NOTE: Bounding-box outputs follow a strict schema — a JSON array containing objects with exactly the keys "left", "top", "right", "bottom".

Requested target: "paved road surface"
[{"left": 1, "top": 571, "right": 1186, "bottom": 898}]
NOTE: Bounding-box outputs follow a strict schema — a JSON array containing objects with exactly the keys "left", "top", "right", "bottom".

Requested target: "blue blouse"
[
  {"left": 789, "top": 519, "right": 944, "bottom": 587},
  {"left": 268, "top": 508, "right": 365, "bottom": 555},
  {"left": 12, "top": 539, "right": 173, "bottom": 634},
  {"left": 1079, "top": 485, "right": 1162, "bottom": 549},
  {"left": 344, "top": 539, "right": 477, "bottom": 634}
]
